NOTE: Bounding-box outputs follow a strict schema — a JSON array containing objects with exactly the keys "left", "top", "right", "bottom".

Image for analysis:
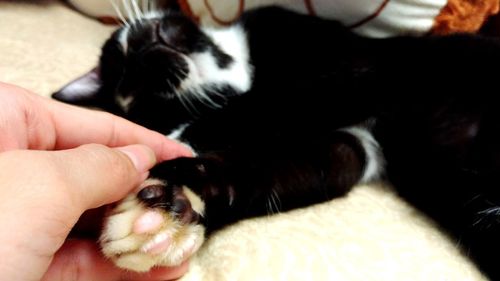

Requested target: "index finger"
[{"left": 41, "top": 95, "right": 193, "bottom": 161}]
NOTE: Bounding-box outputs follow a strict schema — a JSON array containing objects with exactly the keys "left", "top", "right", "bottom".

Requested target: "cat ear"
[{"left": 52, "top": 67, "right": 102, "bottom": 103}]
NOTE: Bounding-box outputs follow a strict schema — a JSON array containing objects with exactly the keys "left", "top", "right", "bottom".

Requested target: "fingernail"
[{"left": 116, "top": 145, "right": 156, "bottom": 173}]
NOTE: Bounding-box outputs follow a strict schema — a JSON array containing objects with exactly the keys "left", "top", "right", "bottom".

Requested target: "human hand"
[{"left": 0, "top": 82, "right": 192, "bottom": 281}]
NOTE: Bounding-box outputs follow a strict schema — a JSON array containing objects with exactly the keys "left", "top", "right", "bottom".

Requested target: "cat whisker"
[
  {"left": 174, "top": 74, "right": 220, "bottom": 111},
  {"left": 463, "top": 193, "right": 482, "bottom": 207},
  {"left": 141, "top": 0, "right": 148, "bottom": 15},
  {"left": 210, "top": 88, "right": 230, "bottom": 103},
  {"left": 122, "top": 0, "right": 135, "bottom": 24},
  {"left": 177, "top": 96, "right": 197, "bottom": 117},
  {"left": 195, "top": 93, "right": 220, "bottom": 109},
  {"left": 472, "top": 216, "right": 485, "bottom": 228},
  {"left": 165, "top": 80, "right": 197, "bottom": 114},
  {"left": 266, "top": 197, "right": 274, "bottom": 216},
  {"left": 265, "top": 191, "right": 280, "bottom": 215},
  {"left": 178, "top": 68, "right": 188, "bottom": 77},
  {"left": 271, "top": 189, "right": 282, "bottom": 213},
  {"left": 268, "top": 190, "right": 281, "bottom": 215},
  {"left": 478, "top": 206, "right": 500, "bottom": 216},
  {"left": 175, "top": 89, "right": 201, "bottom": 117},
  {"left": 174, "top": 73, "right": 185, "bottom": 84},
  {"left": 188, "top": 87, "right": 222, "bottom": 109},
  {"left": 110, "top": 0, "right": 130, "bottom": 27},
  {"left": 473, "top": 206, "right": 500, "bottom": 230},
  {"left": 151, "top": 0, "right": 158, "bottom": 13},
  {"left": 130, "top": 0, "right": 144, "bottom": 22},
  {"left": 454, "top": 235, "right": 463, "bottom": 251},
  {"left": 166, "top": 80, "right": 175, "bottom": 90},
  {"left": 211, "top": 88, "right": 227, "bottom": 99}
]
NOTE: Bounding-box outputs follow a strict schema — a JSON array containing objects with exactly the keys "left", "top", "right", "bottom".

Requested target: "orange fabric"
[{"left": 432, "top": 0, "right": 500, "bottom": 34}]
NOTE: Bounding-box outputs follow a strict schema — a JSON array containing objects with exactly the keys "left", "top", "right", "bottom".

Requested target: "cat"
[{"left": 54, "top": 6, "right": 500, "bottom": 279}]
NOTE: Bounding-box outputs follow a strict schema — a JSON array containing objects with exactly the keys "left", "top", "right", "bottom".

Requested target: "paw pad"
[{"left": 100, "top": 180, "right": 206, "bottom": 272}]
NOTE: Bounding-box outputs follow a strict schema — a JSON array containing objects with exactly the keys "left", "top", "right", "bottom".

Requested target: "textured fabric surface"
[
  {"left": 179, "top": 0, "right": 499, "bottom": 36},
  {"left": 432, "top": 0, "right": 500, "bottom": 34},
  {"left": 0, "top": 0, "right": 115, "bottom": 96},
  {"left": 0, "top": 1, "right": 487, "bottom": 280},
  {"left": 64, "top": 0, "right": 500, "bottom": 37},
  {"left": 180, "top": 0, "right": 447, "bottom": 37}
]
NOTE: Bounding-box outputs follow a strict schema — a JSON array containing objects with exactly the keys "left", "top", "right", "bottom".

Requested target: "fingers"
[
  {"left": 41, "top": 240, "right": 189, "bottom": 281},
  {"left": 41, "top": 93, "right": 193, "bottom": 160},
  {"left": 0, "top": 145, "right": 155, "bottom": 281},
  {"left": 0, "top": 145, "right": 188, "bottom": 280},
  {"left": 0, "top": 82, "right": 192, "bottom": 160}
]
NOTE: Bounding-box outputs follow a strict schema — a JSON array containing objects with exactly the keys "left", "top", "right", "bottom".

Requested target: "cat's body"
[{"left": 55, "top": 7, "right": 500, "bottom": 279}]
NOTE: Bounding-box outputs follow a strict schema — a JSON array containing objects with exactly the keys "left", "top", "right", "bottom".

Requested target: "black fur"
[{"left": 54, "top": 7, "right": 500, "bottom": 279}]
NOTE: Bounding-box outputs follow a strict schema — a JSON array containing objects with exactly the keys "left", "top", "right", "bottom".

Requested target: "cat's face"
[{"left": 53, "top": 11, "right": 252, "bottom": 121}]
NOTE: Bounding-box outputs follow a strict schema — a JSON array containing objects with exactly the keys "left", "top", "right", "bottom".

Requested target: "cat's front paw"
[{"left": 100, "top": 179, "right": 206, "bottom": 272}]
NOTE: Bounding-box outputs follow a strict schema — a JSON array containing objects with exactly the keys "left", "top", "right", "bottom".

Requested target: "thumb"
[
  {"left": 0, "top": 144, "right": 157, "bottom": 281},
  {"left": 53, "top": 143, "right": 156, "bottom": 211}
]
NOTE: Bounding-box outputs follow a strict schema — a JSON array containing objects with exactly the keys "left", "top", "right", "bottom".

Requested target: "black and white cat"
[{"left": 54, "top": 6, "right": 500, "bottom": 279}]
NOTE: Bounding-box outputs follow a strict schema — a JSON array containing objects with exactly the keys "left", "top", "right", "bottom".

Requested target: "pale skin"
[{"left": 0, "top": 82, "right": 192, "bottom": 281}]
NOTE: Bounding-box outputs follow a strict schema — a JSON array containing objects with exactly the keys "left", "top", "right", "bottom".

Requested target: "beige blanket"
[{"left": 0, "top": 1, "right": 487, "bottom": 280}]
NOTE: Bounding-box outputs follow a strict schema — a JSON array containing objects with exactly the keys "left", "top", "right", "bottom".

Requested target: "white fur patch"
[
  {"left": 142, "top": 10, "right": 164, "bottom": 21},
  {"left": 165, "top": 123, "right": 198, "bottom": 157},
  {"left": 117, "top": 25, "right": 130, "bottom": 54},
  {"left": 341, "top": 126, "right": 385, "bottom": 183},
  {"left": 115, "top": 94, "right": 135, "bottom": 112},
  {"left": 166, "top": 123, "right": 190, "bottom": 140},
  {"left": 201, "top": 25, "right": 253, "bottom": 92},
  {"left": 183, "top": 186, "right": 206, "bottom": 216},
  {"left": 178, "top": 24, "right": 252, "bottom": 103}
]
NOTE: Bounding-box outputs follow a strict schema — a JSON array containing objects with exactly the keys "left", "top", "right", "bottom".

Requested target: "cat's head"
[{"left": 53, "top": 10, "right": 252, "bottom": 128}]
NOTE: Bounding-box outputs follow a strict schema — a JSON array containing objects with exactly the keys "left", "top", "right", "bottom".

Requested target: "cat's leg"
[
  {"left": 100, "top": 126, "right": 383, "bottom": 271},
  {"left": 99, "top": 155, "right": 244, "bottom": 272},
  {"left": 100, "top": 155, "right": 239, "bottom": 271}
]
